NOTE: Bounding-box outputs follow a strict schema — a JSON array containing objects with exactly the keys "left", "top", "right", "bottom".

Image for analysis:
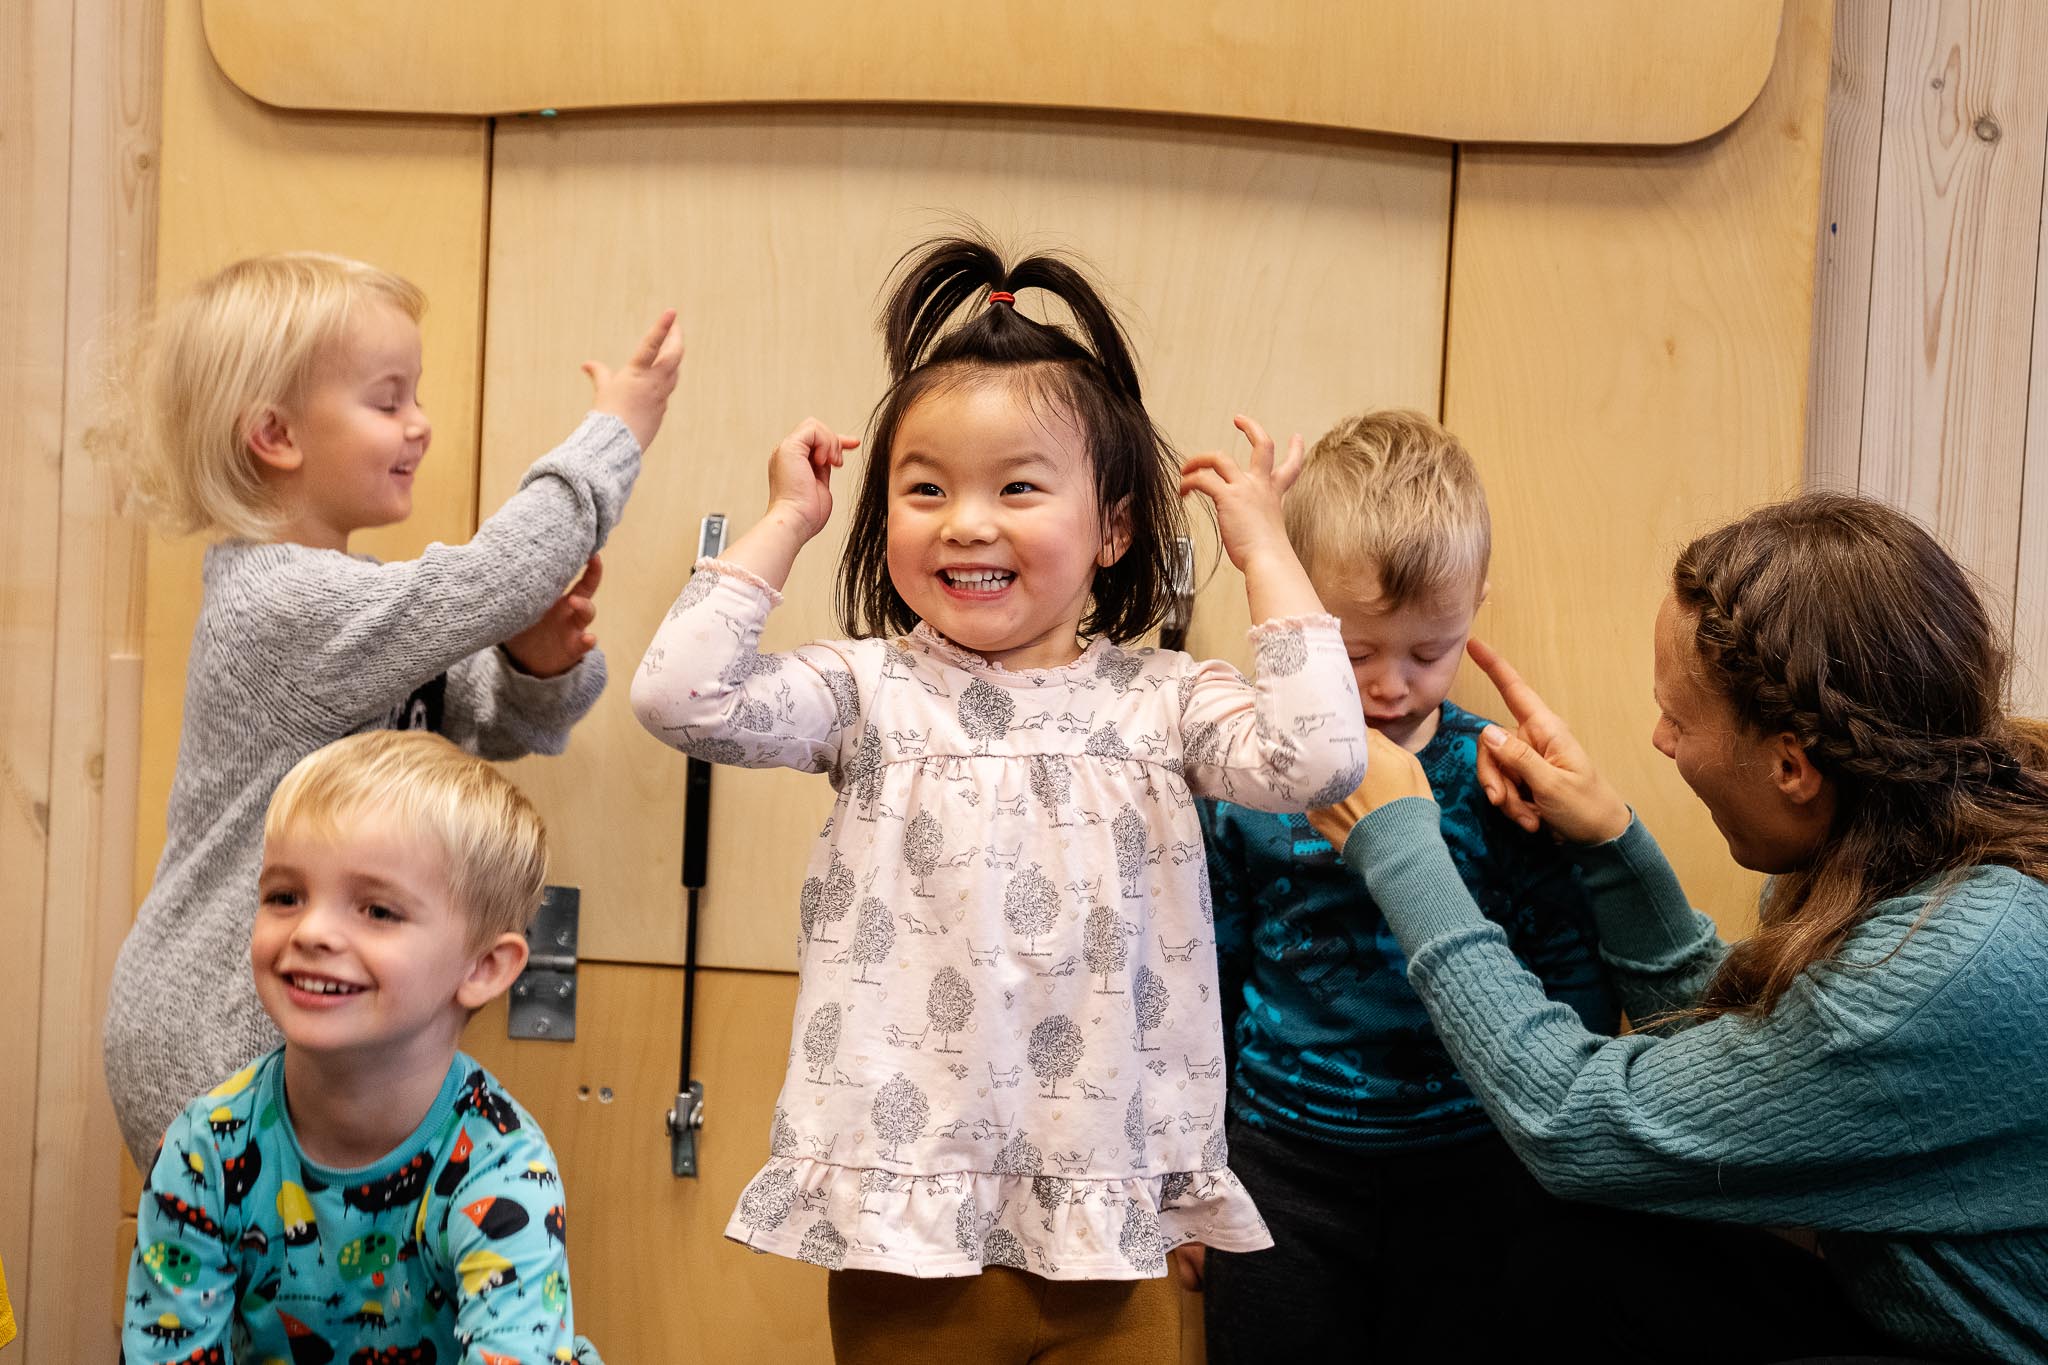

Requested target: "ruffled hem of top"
[
  {"left": 726, "top": 1156, "right": 1273, "bottom": 1281},
  {"left": 906, "top": 622, "right": 1111, "bottom": 685},
  {"left": 694, "top": 555, "right": 784, "bottom": 605},
  {"left": 1244, "top": 612, "right": 1342, "bottom": 642}
]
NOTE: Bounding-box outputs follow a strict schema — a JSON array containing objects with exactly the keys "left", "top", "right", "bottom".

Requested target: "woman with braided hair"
[{"left": 1308, "top": 493, "right": 2047, "bottom": 1364}]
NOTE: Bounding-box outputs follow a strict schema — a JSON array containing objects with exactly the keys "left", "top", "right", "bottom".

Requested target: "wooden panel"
[
  {"left": 203, "top": 0, "right": 1782, "bottom": 146},
  {"left": 480, "top": 108, "right": 1450, "bottom": 971},
  {"left": 0, "top": 0, "right": 74, "bottom": 1326},
  {"left": 1444, "top": 0, "right": 1834, "bottom": 937},
  {"left": 1804, "top": 0, "right": 1891, "bottom": 489},
  {"left": 136, "top": 0, "right": 491, "bottom": 904},
  {"left": 1857, "top": 0, "right": 2048, "bottom": 620},
  {"left": 2017, "top": 144, "right": 2048, "bottom": 718},
  {"left": 461, "top": 965, "right": 832, "bottom": 1362}
]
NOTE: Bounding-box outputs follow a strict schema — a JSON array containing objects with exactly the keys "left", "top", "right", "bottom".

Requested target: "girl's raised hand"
[
  {"left": 1178, "top": 416, "right": 1304, "bottom": 574},
  {"left": 766, "top": 418, "right": 860, "bottom": 542},
  {"left": 1467, "top": 637, "right": 1632, "bottom": 844},
  {"left": 584, "top": 309, "right": 686, "bottom": 453}
]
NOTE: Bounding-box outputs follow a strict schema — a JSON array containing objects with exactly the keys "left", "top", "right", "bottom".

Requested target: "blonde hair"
[
  {"left": 264, "top": 731, "right": 546, "bottom": 948},
  {"left": 132, "top": 252, "right": 426, "bottom": 540},
  {"left": 1284, "top": 409, "right": 1490, "bottom": 607}
]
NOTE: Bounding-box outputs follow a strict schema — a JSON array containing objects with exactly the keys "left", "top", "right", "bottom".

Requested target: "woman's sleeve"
[
  {"left": 1176, "top": 615, "right": 1367, "bottom": 812},
  {"left": 1341, "top": 798, "right": 1939, "bottom": 1231},
  {"left": 240, "top": 412, "right": 642, "bottom": 722},
  {"left": 630, "top": 558, "right": 858, "bottom": 775}
]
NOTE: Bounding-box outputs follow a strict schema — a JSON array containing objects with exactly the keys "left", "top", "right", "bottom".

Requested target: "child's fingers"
[
  {"left": 1179, "top": 451, "right": 1239, "bottom": 483},
  {"left": 569, "top": 553, "right": 603, "bottom": 599},
  {"left": 653, "top": 315, "right": 686, "bottom": 373},
  {"left": 1177, "top": 467, "right": 1230, "bottom": 503},
  {"left": 582, "top": 360, "right": 610, "bottom": 393},
  {"left": 630, "top": 309, "right": 678, "bottom": 367},
  {"left": 1234, "top": 415, "right": 1275, "bottom": 473},
  {"left": 1273, "top": 433, "right": 1306, "bottom": 492}
]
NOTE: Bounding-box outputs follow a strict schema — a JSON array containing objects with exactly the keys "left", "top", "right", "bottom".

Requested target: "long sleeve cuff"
[
  {"left": 1574, "top": 816, "right": 1722, "bottom": 970},
  {"left": 1340, "top": 797, "right": 1484, "bottom": 958}
]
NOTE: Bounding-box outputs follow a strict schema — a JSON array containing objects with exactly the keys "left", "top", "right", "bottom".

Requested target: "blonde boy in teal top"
[{"left": 124, "top": 731, "right": 600, "bottom": 1364}]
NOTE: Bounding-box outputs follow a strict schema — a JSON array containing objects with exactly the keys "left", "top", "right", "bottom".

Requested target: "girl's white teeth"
[
  {"left": 945, "top": 570, "right": 1014, "bottom": 589},
  {"left": 291, "top": 975, "right": 363, "bottom": 996}
]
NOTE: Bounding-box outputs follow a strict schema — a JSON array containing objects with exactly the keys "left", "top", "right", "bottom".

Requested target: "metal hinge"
[
  {"left": 508, "top": 885, "right": 578, "bottom": 1040},
  {"left": 665, "top": 1082, "right": 706, "bottom": 1176}
]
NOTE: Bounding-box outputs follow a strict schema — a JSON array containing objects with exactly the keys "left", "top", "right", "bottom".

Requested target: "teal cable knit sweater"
[{"left": 1346, "top": 798, "right": 2048, "bottom": 1364}]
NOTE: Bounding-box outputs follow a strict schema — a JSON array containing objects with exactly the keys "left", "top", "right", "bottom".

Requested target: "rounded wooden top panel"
[{"left": 203, "top": 0, "right": 1783, "bottom": 145}]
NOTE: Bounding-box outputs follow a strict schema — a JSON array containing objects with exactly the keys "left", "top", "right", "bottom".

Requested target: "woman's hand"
[
  {"left": 1467, "top": 637, "right": 1631, "bottom": 844},
  {"left": 1307, "top": 727, "right": 1434, "bottom": 849}
]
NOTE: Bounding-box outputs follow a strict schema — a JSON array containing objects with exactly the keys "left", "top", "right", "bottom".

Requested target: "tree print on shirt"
[
  {"left": 1119, "top": 1201, "right": 1166, "bottom": 1275},
  {"left": 1113, "top": 805, "right": 1147, "bottom": 899},
  {"left": 1124, "top": 1087, "right": 1148, "bottom": 1170},
  {"left": 1095, "top": 645, "right": 1143, "bottom": 694},
  {"left": 1028, "top": 1014, "right": 1084, "bottom": 1098},
  {"left": 1254, "top": 624, "right": 1308, "bottom": 678},
  {"left": 819, "top": 666, "right": 860, "bottom": 729},
  {"left": 801, "top": 849, "right": 855, "bottom": 945},
  {"left": 1032, "top": 1172, "right": 1071, "bottom": 1233},
  {"left": 1003, "top": 864, "right": 1059, "bottom": 956},
  {"left": 958, "top": 678, "right": 1015, "bottom": 754},
  {"left": 1084, "top": 906, "right": 1133, "bottom": 993},
  {"left": 992, "top": 1130, "right": 1042, "bottom": 1179},
  {"left": 798, "top": 1217, "right": 848, "bottom": 1269},
  {"left": 904, "top": 811, "right": 944, "bottom": 897},
  {"left": 737, "top": 1166, "right": 797, "bottom": 1244},
  {"left": 982, "top": 1226, "right": 1028, "bottom": 1269},
  {"left": 1132, "top": 965, "right": 1170, "bottom": 1052},
  {"left": 803, "top": 1002, "right": 841, "bottom": 1083},
  {"left": 927, "top": 967, "right": 975, "bottom": 1053},
  {"left": 1027, "top": 756, "right": 1073, "bottom": 826},
  {"left": 871, "top": 1073, "right": 930, "bottom": 1163},
  {"left": 770, "top": 1106, "right": 799, "bottom": 1157},
  {"left": 847, "top": 722, "right": 885, "bottom": 818},
  {"left": 850, "top": 898, "right": 895, "bottom": 984},
  {"left": 1083, "top": 724, "right": 1131, "bottom": 762}
]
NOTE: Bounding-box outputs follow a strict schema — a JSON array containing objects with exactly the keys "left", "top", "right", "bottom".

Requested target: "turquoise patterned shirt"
[{"left": 123, "top": 1048, "right": 598, "bottom": 1365}]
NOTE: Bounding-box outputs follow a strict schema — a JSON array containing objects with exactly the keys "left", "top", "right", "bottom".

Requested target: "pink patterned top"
[{"left": 632, "top": 559, "right": 1366, "bottom": 1279}]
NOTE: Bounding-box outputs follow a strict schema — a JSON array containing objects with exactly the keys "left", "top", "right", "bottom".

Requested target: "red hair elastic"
[{"left": 988, "top": 291, "right": 1016, "bottom": 305}]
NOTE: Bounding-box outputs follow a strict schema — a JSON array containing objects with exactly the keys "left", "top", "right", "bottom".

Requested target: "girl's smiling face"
[{"left": 885, "top": 381, "right": 1126, "bottom": 671}]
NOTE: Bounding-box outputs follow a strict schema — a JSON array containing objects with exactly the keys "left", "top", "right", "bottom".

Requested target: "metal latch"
[
  {"left": 666, "top": 1082, "right": 706, "bottom": 1176},
  {"left": 508, "top": 885, "right": 578, "bottom": 1040}
]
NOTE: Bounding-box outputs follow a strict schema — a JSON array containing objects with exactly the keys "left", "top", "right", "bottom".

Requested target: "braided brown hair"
[{"left": 1671, "top": 492, "right": 2048, "bottom": 1018}]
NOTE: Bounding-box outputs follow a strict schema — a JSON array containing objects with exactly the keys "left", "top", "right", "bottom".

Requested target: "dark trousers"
[{"left": 1204, "top": 1117, "right": 1907, "bottom": 1365}]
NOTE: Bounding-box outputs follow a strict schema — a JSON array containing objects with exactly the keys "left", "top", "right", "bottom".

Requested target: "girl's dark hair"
[
  {"left": 836, "top": 235, "right": 1187, "bottom": 643},
  {"left": 1671, "top": 492, "right": 2048, "bottom": 1019}
]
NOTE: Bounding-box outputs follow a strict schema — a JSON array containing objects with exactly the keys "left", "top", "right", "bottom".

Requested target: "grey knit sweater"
[
  {"left": 104, "top": 412, "right": 641, "bottom": 1161},
  {"left": 1348, "top": 798, "right": 2048, "bottom": 1363}
]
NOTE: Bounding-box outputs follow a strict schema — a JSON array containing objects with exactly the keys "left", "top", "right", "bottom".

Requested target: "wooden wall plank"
[
  {"left": 1805, "top": 0, "right": 1891, "bottom": 489},
  {"left": 2015, "top": 146, "right": 2048, "bottom": 718},
  {"left": 1444, "top": 0, "right": 1835, "bottom": 937},
  {"left": 199, "top": 0, "right": 1782, "bottom": 146},
  {"left": 0, "top": 0, "right": 74, "bottom": 1330},
  {"left": 1857, "top": 0, "right": 2048, "bottom": 619},
  {"left": 479, "top": 109, "right": 1450, "bottom": 972}
]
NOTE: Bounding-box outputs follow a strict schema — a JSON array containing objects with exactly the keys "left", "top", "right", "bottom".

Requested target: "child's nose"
[
  {"left": 290, "top": 901, "right": 348, "bottom": 950},
  {"left": 942, "top": 500, "right": 996, "bottom": 545}
]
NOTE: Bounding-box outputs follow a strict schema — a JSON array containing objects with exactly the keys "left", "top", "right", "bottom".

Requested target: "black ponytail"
[{"left": 839, "top": 233, "right": 1185, "bottom": 643}]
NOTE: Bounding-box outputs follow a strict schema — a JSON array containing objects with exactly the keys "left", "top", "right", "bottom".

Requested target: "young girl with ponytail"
[{"left": 631, "top": 236, "right": 1364, "bottom": 1361}]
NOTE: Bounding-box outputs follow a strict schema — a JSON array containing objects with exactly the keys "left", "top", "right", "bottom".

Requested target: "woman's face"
[{"left": 1651, "top": 595, "right": 1832, "bottom": 874}]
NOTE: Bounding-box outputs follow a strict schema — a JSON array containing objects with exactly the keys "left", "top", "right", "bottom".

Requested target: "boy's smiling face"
[
  {"left": 252, "top": 810, "right": 516, "bottom": 1062},
  {"left": 1313, "top": 565, "right": 1484, "bottom": 753}
]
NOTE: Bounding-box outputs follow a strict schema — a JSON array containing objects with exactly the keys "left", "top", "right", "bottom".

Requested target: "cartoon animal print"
[
  {"left": 796, "top": 1186, "right": 830, "bottom": 1212},
  {"left": 1067, "top": 876, "right": 1106, "bottom": 910},
  {"left": 1146, "top": 1115, "right": 1176, "bottom": 1137},
  {"left": 883, "top": 1023, "right": 929, "bottom": 1050},
  {"left": 220, "top": 1139, "right": 261, "bottom": 1207},
  {"left": 971, "top": 1113, "right": 1016, "bottom": 1142},
  {"left": 1056, "top": 710, "right": 1095, "bottom": 735},
  {"left": 1160, "top": 936, "right": 1202, "bottom": 963},
  {"left": 805, "top": 1134, "right": 840, "bottom": 1160},
  {"left": 454, "top": 1069, "right": 522, "bottom": 1134},
  {"left": 1169, "top": 840, "right": 1204, "bottom": 866},
  {"left": 984, "top": 844, "right": 1021, "bottom": 872},
  {"left": 993, "top": 792, "right": 1027, "bottom": 818},
  {"left": 1185, "top": 1055, "right": 1223, "bottom": 1081},
  {"left": 1051, "top": 1148, "right": 1096, "bottom": 1175},
  {"left": 1077, "top": 1079, "right": 1114, "bottom": 1100},
  {"left": 1017, "top": 710, "right": 1054, "bottom": 730},
  {"left": 933, "top": 1119, "right": 973, "bottom": 1139},
  {"left": 341, "top": 1150, "right": 434, "bottom": 1215},
  {"left": 1178, "top": 1105, "right": 1217, "bottom": 1134},
  {"left": 899, "top": 911, "right": 945, "bottom": 936},
  {"left": 1136, "top": 730, "right": 1168, "bottom": 756},
  {"left": 969, "top": 942, "right": 1004, "bottom": 967},
  {"left": 988, "top": 1063, "right": 1023, "bottom": 1089},
  {"left": 1036, "top": 955, "right": 1079, "bottom": 978},
  {"left": 940, "top": 846, "right": 981, "bottom": 870},
  {"left": 832, "top": 1069, "right": 859, "bottom": 1087},
  {"left": 887, "top": 728, "right": 927, "bottom": 756}
]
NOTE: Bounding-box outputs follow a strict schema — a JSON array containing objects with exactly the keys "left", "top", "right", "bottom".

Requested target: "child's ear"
[
  {"left": 456, "top": 933, "right": 530, "bottom": 1010},
  {"left": 1097, "top": 497, "right": 1134, "bottom": 569},
  {"left": 247, "top": 407, "right": 301, "bottom": 474}
]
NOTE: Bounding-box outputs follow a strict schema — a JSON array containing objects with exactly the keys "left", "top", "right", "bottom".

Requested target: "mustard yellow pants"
[{"left": 827, "top": 1267, "right": 1182, "bottom": 1365}]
